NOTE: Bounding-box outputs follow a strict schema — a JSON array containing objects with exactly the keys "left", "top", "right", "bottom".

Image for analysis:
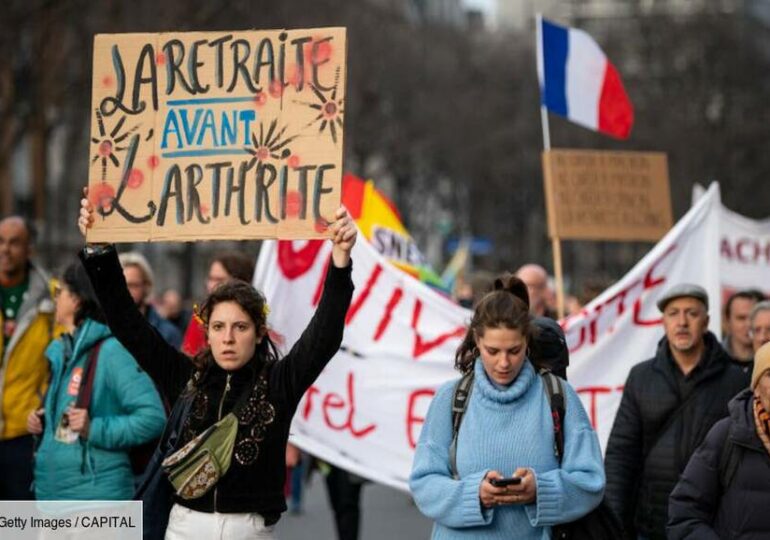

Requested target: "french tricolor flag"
[{"left": 537, "top": 17, "right": 634, "bottom": 139}]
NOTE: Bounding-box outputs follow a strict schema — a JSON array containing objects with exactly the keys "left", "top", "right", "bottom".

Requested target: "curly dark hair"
[
  {"left": 61, "top": 260, "right": 106, "bottom": 326},
  {"left": 191, "top": 281, "right": 279, "bottom": 372},
  {"left": 454, "top": 272, "right": 533, "bottom": 374}
]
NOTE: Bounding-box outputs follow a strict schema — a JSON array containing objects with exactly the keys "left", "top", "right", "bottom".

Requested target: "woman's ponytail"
[
  {"left": 493, "top": 273, "right": 529, "bottom": 310},
  {"left": 455, "top": 273, "right": 533, "bottom": 374}
]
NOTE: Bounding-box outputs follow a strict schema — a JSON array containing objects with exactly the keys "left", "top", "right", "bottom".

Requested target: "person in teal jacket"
[{"left": 27, "top": 260, "right": 165, "bottom": 500}]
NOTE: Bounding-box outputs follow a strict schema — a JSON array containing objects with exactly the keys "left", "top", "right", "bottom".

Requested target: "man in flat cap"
[{"left": 605, "top": 283, "right": 749, "bottom": 540}]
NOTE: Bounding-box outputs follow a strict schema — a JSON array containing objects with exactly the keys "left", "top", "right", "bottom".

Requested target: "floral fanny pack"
[{"left": 161, "top": 412, "right": 238, "bottom": 499}]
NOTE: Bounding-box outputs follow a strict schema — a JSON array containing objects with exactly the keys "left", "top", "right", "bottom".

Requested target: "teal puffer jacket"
[{"left": 34, "top": 318, "right": 166, "bottom": 500}]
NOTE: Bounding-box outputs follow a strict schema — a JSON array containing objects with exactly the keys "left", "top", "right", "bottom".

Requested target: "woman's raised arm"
[{"left": 78, "top": 188, "right": 193, "bottom": 402}]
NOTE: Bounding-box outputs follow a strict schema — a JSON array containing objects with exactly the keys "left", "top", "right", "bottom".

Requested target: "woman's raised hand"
[
  {"left": 78, "top": 186, "right": 95, "bottom": 239},
  {"left": 330, "top": 206, "right": 357, "bottom": 268}
]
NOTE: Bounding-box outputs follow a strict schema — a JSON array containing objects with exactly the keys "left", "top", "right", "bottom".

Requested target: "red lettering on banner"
[
  {"left": 411, "top": 299, "right": 467, "bottom": 359},
  {"left": 303, "top": 386, "right": 321, "bottom": 419},
  {"left": 345, "top": 264, "right": 383, "bottom": 325},
  {"left": 577, "top": 386, "right": 611, "bottom": 429},
  {"left": 406, "top": 389, "right": 435, "bottom": 449},
  {"left": 632, "top": 243, "right": 676, "bottom": 326},
  {"left": 604, "top": 287, "right": 633, "bottom": 332},
  {"left": 644, "top": 244, "right": 674, "bottom": 290},
  {"left": 720, "top": 237, "right": 770, "bottom": 266},
  {"left": 563, "top": 243, "right": 678, "bottom": 353},
  {"left": 374, "top": 288, "right": 403, "bottom": 341},
  {"left": 737, "top": 239, "right": 757, "bottom": 264},
  {"left": 277, "top": 240, "right": 324, "bottom": 279},
  {"left": 589, "top": 303, "right": 602, "bottom": 344},
  {"left": 632, "top": 300, "right": 661, "bottom": 326},
  {"left": 562, "top": 309, "right": 588, "bottom": 354},
  {"left": 322, "top": 392, "right": 347, "bottom": 428},
  {"left": 576, "top": 385, "right": 625, "bottom": 429},
  {"left": 720, "top": 238, "right": 732, "bottom": 260},
  {"left": 302, "top": 372, "right": 377, "bottom": 439}
]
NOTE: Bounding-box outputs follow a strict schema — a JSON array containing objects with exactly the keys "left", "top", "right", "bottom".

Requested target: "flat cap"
[{"left": 656, "top": 283, "right": 709, "bottom": 312}]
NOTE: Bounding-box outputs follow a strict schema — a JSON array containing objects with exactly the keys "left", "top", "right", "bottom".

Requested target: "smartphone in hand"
[{"left": 490, "top": 476, "right": 522, "bottom": 487}]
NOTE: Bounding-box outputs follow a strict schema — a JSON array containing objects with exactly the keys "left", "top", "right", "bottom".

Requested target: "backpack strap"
[
  {"left": 540, "top": 369, "right": 566, "bottom": 463},
  {"left": 449, "top": 371, "right": 474, "bottom": 480},
  {"left": 75, "top": 339, "right": 106, "bottom": 411},
  {"left": 718, "top": 434, "right": 741, "bottom": 492}
]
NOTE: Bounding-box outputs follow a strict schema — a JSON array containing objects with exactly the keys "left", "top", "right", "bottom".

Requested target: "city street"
[{"left": 276, "top": 477, "right": 432, "bottom": 539}]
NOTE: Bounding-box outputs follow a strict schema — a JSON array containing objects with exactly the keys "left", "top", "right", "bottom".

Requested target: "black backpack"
[
  {"left": 530, "top": 317, "right": 569, "bottom": 379},
  {"left": 449, "top": 368, "right": 622, "bottom": 539}
]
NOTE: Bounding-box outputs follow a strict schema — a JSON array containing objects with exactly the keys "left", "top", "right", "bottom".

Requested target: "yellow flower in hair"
[
  {"left": 192, "top": 303, "right": 204, "bottom": 325},
  {"left": 262, "top": 303, "right": 270, "bottom": 318}
]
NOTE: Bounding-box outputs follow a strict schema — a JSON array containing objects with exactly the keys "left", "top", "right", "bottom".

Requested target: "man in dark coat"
[
  {"left": 604, "top": 283, "right": 749, "bottom": 539},
  {"left": 668, "top": 342, "right": 770, "bottom": 539}
]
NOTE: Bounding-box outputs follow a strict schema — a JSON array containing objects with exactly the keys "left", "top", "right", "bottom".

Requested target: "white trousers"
[{"left": 165, "top": 503, "right": 276, "bottom": 540}]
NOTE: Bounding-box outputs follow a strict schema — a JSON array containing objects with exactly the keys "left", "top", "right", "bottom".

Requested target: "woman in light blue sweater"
[{"left": 409, "top": 274, "right": 604, "bottom": 539}]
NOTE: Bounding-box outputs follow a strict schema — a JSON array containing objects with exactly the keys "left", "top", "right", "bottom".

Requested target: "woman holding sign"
[
  {"left": 77, "top": 190, "right": 356, "bottom": 539},
  {"left": 409, "top": 275, "right": 605, "bottom": 539}
]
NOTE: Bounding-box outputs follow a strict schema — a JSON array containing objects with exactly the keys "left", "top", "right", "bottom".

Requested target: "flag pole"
[
  {"left": 541, "top": 106, "right": 565, "bottom": 320},
  {"left": 540, "top": 106, "right": 551, "bottom": 151},
  {"left": 537, "top": 14, "right": 564, "bottom": 319}
]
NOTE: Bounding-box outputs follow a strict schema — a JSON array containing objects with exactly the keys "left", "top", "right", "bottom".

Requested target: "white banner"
[
  {"left": 254, "top": 235, "right": 470, "bottom": 490},
  {"left": 715, "top": 201, "right": 770, "bottom": 303},
  {"left": 254, "top": 183, "right": 723, "bottom": 492},
  {"left": 693, "top": 184, "right": 770, "bottom": 302}
]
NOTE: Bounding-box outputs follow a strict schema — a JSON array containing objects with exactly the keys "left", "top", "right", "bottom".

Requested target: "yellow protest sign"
[{"left": 87, "top": 28, "right": 346, "bottom": 242}]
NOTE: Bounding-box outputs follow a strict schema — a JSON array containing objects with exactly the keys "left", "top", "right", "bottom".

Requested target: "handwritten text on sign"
[
  {"left": 87, "top": 28, "right": 347, "bottom": 242},
  {"left": 542, "top": 149, "right": 673, "bottom": 242}
]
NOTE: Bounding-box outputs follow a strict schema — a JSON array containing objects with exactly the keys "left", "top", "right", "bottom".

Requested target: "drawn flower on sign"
[
  {"left": 90, "top": 110, "right": 147, "bottom": 181},
  {"left": 89, "top": 182, "right": 116, "bottom": 212},
  {"left": 244, "top": 120, "right": 298, "bottom": 169},
  {"left": 296, "top": 67, "right": 344, "bottom": 144}
]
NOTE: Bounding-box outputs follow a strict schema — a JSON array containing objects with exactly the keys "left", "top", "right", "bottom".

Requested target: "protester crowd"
[{"left": 0, "top": 207, "right": 769, "bottom": 540}]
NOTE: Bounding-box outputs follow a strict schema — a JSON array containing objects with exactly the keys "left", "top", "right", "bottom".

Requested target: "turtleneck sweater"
[{"left": 410, "top": 360, "right": 605, "bottom": 539}]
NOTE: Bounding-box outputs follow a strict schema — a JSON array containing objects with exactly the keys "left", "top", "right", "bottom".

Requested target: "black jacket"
[
  {"left": 668, "top": 389, "right": 770, "bottom": 539},
  {"left": 604, "top": 332, "right": 749, "bottom": 539},
  {"left": 80, "top": 245, "right": 353, "bottom": 520}
]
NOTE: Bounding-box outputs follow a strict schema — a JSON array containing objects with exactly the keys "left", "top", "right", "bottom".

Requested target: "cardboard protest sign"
[
  {"left": 87, "top": 28, "right": 346, "bottom": 242},
  {"left": 542, "top": 149, "right": 672, "bottom": 242}
]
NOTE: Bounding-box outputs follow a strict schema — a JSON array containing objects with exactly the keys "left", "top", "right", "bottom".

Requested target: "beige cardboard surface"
[
  {"left": 542, "top": 149, "right": 673, "bottom": 242},
  {"left": 87, "top": 28, "right": 346, "bottom": 242}
]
